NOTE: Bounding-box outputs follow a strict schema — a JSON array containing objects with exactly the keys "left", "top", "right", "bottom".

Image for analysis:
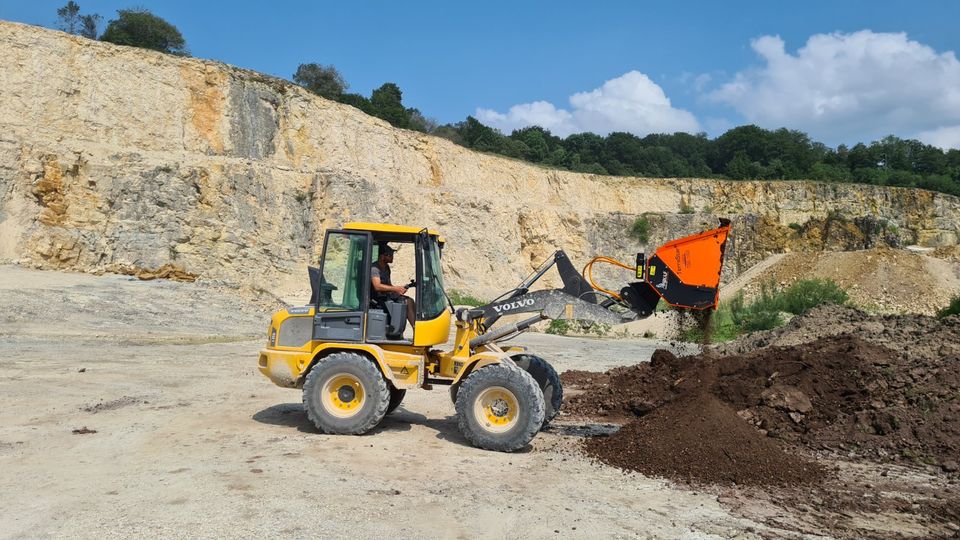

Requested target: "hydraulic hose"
[{"left": 581, "top": 256, "right": 635, "bottom": 302}]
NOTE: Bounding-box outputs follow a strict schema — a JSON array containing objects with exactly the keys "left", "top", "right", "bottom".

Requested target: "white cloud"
[
  {"left": 916, "top": 125, "right": 960, "bottom": 150},
  {"left": 476, "top": 71, "right": 700, "bottom": 137},
  {"left": 708, "top": 31, "right": 960, "bottom": 145}
]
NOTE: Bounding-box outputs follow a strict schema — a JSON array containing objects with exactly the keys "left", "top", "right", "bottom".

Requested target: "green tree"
[
  {"left": 337, "top": 93, "right": 373, "bottom": 114},
  {"left": 725, "top": 151, "right": 761, "bottom": 179},
  {"left": 407, "top": 109, "right": 437, "bottom": 133},
  {"left": 57, "top": 2, "right": 100, "bottom": 38},
  {"left": 78, "top": 13, "right": 101, "bottom": 39},
  {"left": 56, "top": 1, "right": 81, "bottom": 34},
  {"left": 432, "top": 124, "right": 465, "bottom": 145},
  {"left": 369, "top": 83, "right": 411, "bottom": 128},
  {"left": 458, "top": 116, "right": 506, "bottom": 152},
  {"left": 563, "top": 132, "right": 606, "bottom": 166},
  {"left": 100, "top": 9, "right": 187, "bottom": 55},
  {"left": 510, "top": 126, "right": 553, "bottom": 162},
  {"left": 292, "top": 63, "right": 347, "bottom": 100}
]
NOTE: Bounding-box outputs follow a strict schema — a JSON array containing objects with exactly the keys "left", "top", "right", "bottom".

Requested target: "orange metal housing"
[{"left": 653, "top": 222, "right": 731, "bottom": 289}]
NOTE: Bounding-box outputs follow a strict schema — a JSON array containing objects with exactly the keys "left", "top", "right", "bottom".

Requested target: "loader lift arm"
[{"left": 460, "top": 219, "right": 732, "bottom": 348}]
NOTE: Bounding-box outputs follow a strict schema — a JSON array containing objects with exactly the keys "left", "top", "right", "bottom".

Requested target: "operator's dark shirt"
[
  {"left": 371, "top": 263, "right": 396, "bottom": 301},
  {"left": 371, "top": 263, "right": 392, "bottom": 286}
]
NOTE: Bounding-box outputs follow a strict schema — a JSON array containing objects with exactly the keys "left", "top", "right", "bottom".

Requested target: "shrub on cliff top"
[
  {"left": 293, "top": 63, "right": 347, "bottom": 100},
  {"left": 56, "top": 1, "right": 101, "bottom": 39},
  {"left": 100, "top": 9, "right": 187, "bottom": 55}
]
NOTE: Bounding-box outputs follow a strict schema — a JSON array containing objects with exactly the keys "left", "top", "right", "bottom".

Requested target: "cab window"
[{"left": 319, "top": 232, "right": 368, "bottom": 311}]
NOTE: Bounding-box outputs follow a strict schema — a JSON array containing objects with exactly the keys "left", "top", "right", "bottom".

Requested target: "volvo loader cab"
[
  {"left": 259, "top": 220, "right": 732, "bottom": 452},
  {"left": 310, "top": 223, "right": 449, "bottom": 345}
]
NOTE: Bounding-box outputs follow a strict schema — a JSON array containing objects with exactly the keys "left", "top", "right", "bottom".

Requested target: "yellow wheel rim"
[
  {"left": 321, "top": 373, "right": 365, "bottom": 418},
  {"left": 473, "top": 386, "right": 519, "bottom": 433}
]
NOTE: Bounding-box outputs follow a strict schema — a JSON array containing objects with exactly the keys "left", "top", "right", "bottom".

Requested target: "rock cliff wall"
[{"left": 2, "top": 21, "right": 959, "bottom": 299}]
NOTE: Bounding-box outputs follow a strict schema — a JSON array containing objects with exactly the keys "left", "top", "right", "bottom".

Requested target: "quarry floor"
[{"left": 0, "top": 266, "right": 947, "bottom": 539}]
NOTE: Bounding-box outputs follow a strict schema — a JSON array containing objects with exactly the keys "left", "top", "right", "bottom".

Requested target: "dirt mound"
[
  {"left": 584, "top": 392, "right": 824, "bottom": 486},
  {"left": 720, "top": 248, "right": 960, "bottom": 315},
  {"left": 564, "top": 315, "right": 960, "bottom": 474},
  {"left": 713, "top": 304, "right": 960, "bottom": 362}
]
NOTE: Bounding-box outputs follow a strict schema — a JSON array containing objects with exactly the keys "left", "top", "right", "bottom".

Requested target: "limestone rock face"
[{"left": 2, "top": 22, "right": 959, "bottom": 299}]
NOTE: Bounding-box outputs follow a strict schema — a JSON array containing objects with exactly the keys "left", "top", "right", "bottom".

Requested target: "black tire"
[
  {"left": 387, "top": 385, "right": 406, "bottom": 414},
  {"left": 449, "top": 382, "right": 461, "bottom": 404},
  {"left": 455, "top": 363, "right": 545, "bottom": 452},
  {"left": 302, "top": 352, "right": 390, "bottom": 435},
  {"left": 511, "top": 354, "right": 563, "bottom": 427}
]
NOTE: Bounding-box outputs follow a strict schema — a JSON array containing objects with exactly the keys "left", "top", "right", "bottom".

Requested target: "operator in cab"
[{"left": 371, "top": 243, "right": 415, "bottom": 327}]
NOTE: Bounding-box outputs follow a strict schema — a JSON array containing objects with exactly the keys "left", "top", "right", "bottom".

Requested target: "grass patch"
[
  {"left": 447, "top": 290, "right": 486, "bottom": 307},
  {"left": 778, "top": 278, "right": 849, "bottom": 315},
  {"left": 681, "top": 278, "right": 848, "bottom": 343},
  {"left": 629, "top": 216, "right": 651, "bottom": 243},
  {"left": 938, "top": 295, "right": 960, "bottom": 318},
  {"left": 545, "top": 319, "right": 612, "bottom": 337},
  {"left": 546, "top": 319, "right": 571, "bottom": 335}
]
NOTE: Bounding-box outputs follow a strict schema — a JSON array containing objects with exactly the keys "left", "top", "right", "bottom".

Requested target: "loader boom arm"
[{"left": 463, "top": 219, "right": 732, "bottom": 344}]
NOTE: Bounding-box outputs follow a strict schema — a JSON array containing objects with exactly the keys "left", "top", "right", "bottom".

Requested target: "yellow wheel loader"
[{"left": 258, "top": 220, "right": 731, "bottom": 451}]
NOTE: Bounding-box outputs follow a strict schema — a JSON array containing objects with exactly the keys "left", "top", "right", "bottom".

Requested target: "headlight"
[{"left": 269, "top": 326, "right": 277, "bottom": 347}]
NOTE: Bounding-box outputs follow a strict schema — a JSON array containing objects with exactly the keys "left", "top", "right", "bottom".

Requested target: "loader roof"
[{"left": 343, "top": 222, "right": 444, "bottom": 242}]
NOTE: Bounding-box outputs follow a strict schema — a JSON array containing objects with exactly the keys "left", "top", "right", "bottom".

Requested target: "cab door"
[
  {"left": 413, "top": 230, "right": 452, "bottom": 346},
  {"left": 313, "top": 230, "right": 371, "bottom": 342}
]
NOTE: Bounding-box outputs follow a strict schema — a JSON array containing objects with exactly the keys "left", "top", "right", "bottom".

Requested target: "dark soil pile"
[
  {"left": 713, "top": 304, "right": 960, "bottom": 362},
  {"left": 564, "top": 311, "right": 960, "bottom": 474},
  {"left": 584, "top": 392, "right": 824, "bottom": 486}
]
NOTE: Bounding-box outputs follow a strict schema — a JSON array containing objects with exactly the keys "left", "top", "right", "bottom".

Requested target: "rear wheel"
[
  {"left": 511, "top": 354, "right": 563, "bottom": 427},
  {"left": 455, "top": 364, "right": 544, "bottom": 452},
  {"left": 303, "top": 352, "right": 389, "bottom": 435},
  {"left": 387, "top": 385, "right": 406, "bottom": 414}
]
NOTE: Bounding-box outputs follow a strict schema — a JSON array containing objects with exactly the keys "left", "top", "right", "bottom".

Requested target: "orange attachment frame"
[
  {"left": 654, "top": 222, "right": 731, "bottom": 289},
  {"left": 581, "top": 220, "right": 732, "bottom": 311}
]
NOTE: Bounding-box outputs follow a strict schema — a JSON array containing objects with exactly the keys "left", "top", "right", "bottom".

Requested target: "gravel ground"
[{"left": 0, "top": 265, "right": 792, "bottom": 539}]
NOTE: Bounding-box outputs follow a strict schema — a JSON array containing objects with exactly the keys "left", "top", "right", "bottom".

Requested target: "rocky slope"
[{"left": 2, "top": 21, "right": 959, "bottom": 300}]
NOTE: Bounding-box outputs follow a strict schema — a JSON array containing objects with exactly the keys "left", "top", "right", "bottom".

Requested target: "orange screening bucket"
[{"left": 640, "top": 219, "right": 732, "bottom": 310}]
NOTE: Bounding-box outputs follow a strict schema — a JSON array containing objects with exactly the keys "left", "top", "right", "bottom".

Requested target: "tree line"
[
  {"left": 292, "top": 63, "right": 960, "bottom": 196},
  {"left": 50, "top": 3, "right": 960, "bottom": 197},
  {"left": 444, "top": 121, "right": 960, "bottom": 196},
  {"left": 55, "top": 2, "right": 186, "bottom": 55}
]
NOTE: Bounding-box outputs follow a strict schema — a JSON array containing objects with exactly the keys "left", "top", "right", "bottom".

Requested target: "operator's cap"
[{"left": 378, "top": 242, "right": 399, "bottom": 256}]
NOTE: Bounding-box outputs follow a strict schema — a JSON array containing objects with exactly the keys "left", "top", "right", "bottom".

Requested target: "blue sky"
[{"left": 3, "top": 1, "right": 960, "bottom": 148}]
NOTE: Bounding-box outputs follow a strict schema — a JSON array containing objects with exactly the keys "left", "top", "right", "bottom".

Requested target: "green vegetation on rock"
[
  {"left": 629, "top": 216, "right": 651, "bottom": 243},
  {"left": 447, "top": 290, "right": 486, "bottom": 307},
  {"left": 292, "top": 63, "right": 347, "bottom": 100},
  {"left": 100, "top": 9, "right": 187, "bottom": 55},
  {"left": 545, "top": 319, "right": 571, "bottom": 335},
  {"left": 939, "top": 295, "right": 960, "bottom": 319}
]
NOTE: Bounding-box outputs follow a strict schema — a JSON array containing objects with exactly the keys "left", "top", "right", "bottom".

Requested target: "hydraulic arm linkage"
[{"left": 459, "top": 219, "right": 732, "bottom": 347}]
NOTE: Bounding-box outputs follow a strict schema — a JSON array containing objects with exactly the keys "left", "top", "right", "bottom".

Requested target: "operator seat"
[
  {"left": 371, "top": 295, "right": 407, "bottom": 339},
  {"left": 383, "top": 300, "right": 407, "bottom": 339}
]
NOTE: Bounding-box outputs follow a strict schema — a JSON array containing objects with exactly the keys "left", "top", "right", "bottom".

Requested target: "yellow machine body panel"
[
  {"left": 259, "top": 304, "right": 511, "bottom": 390},
  {"left": 413, "top": 309, "right": 451, "bottom": 346}
]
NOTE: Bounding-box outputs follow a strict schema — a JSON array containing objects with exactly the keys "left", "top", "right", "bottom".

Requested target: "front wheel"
[
  {"left": 303, "top": 352, "right": 390, "bottom": 435},
  {"left": 455, "top": 364, "right": 544, "bottom": 452}
]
